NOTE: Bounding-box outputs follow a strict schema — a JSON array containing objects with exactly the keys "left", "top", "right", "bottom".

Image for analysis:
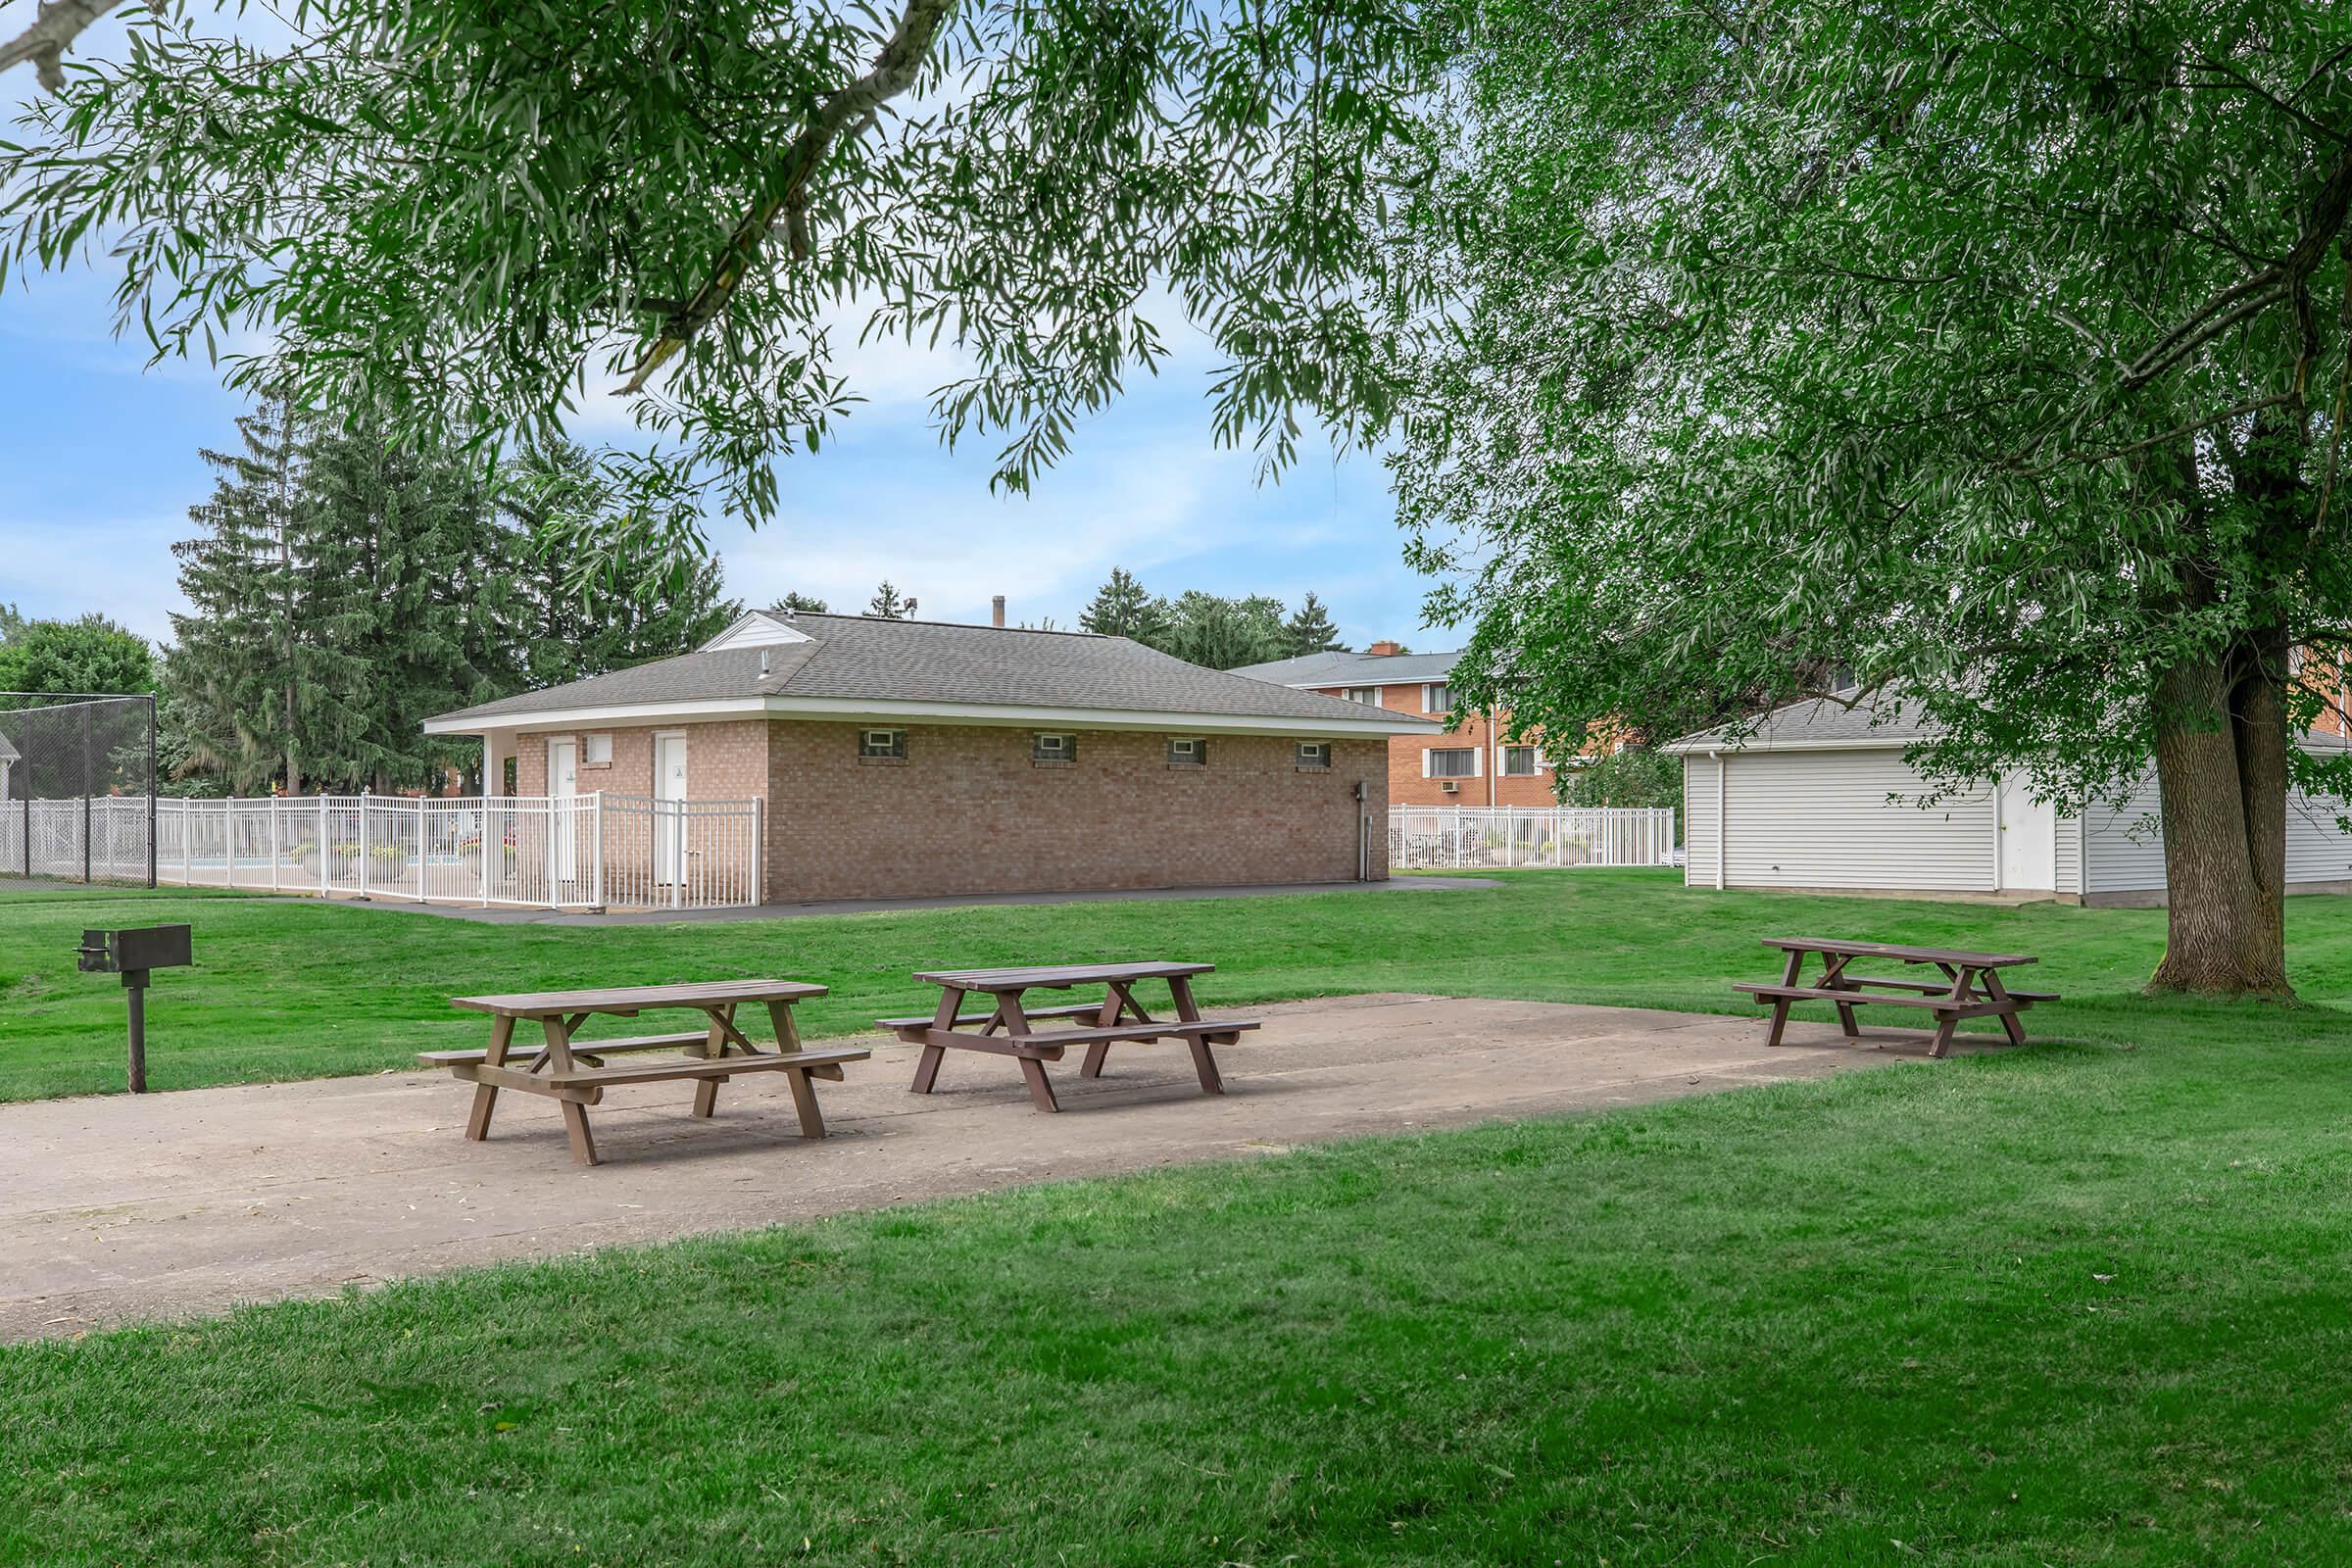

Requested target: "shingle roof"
[
  {"left": 1662, "top": 694, "right": 1929, "bottom": 753},
  {"left": 1229, "top": 648, "right": 1460, "bottom": 687},
  {"left": 427, "top": 612, "right": 1444, "bottom": 731},
  {"left": 1665, "top": 693, "right": 2352, "bottom": 755}
]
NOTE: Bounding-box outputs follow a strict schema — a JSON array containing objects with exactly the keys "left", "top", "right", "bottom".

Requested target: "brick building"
[
  {"left": 1230, "top": 643, "right": 1566, "bottom": 808},
  {"left": 423, "top": 610, "right": 1439, "bottom": 903}
]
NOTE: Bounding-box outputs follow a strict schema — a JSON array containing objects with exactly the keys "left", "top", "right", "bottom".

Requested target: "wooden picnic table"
[
  {"left": 878, "top": 960, "right": 1260, "bottom": 1113},
  {"left": 1733, "top": 937, "right": 2057, "bottom": 1057},
  {"left": 425, "top": 978, "right": 869, "bottom": 1165}
]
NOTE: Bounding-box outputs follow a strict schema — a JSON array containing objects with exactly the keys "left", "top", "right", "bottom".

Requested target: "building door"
[
  {"left": 548, "top": 737, "right": 579, "bottom": 882},
  {"left": 1996, "top": 772, "right": 2054, "bottom": 893},
  {"left": 655, "top": 733, "right": 688, "bottom": 883}
]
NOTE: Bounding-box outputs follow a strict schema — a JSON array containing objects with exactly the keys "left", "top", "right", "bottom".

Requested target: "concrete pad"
[{"left": 0, "top": 995, "right": 1994, "bottom": 1341}]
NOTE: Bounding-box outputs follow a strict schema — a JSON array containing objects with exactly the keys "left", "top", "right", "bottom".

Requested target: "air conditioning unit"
[{"left": 1439, "top": 779, "right": 1460, "bottom": 794}]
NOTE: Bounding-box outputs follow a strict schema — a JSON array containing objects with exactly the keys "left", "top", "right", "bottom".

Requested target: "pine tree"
[
  {"left": 868, "top": 580, "right": 916, "bottom": 618},
  {"left": 769, "top": 591, "right": 829, "bottom": 614},
  {"left": 1154, "top": 591, "right": 1292, "bottom": 669},
  {"left": 166, "top": 399, "right": 303, "bottom": 793},
  {"left": 1078, "top": 567, "right": 1163, "bottom": 641},
  {"left": 1281, "top": 592, "right": 1347, "bottom": 658},
  {"left": 501, "top": 438, "right": 739, "bottom": 684}
]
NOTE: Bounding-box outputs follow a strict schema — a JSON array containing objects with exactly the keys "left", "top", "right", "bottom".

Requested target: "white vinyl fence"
[
  {"left": 1, "top": 793, "right": 762, "bottom": 910},
  {"left": 1390, "top": 806, "right": 1678, "bottom": 870}
]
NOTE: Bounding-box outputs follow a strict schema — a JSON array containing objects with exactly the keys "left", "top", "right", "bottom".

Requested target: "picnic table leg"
[
  {"left": 910, "top": 987, "right": 961, "bottom": 1095},
  {"left": 1081, "top": 981, "right": 1153, "bottom": 1078},
  {"left": 690, "top": 1003, "right": 736, "bottom": 1118},
  {"left": 541, "top": 1016, "right": 599, "bottom": 1166},
  {"left": 1762, "top": 996, "right": 1794, "bottom": 1049},
  {"left": 1928, "top": 1010, "right": 1960, "bottom": 1058},
  {"left": 465, "top": 1014, "right": 514, "bottom": 1141},
  {"left": 998, "top": 993, "right": 1060, "bottom": 1112},
  {"left": 1821, "top": 954, "right": 1861, "bottom": 1042},
  {"left": 763, "top": 1000, "right": 827, "bottom": 1138},
  {"left": 1166, "top": 974, "right": 1225, "bottom": 1096},
  {"left": 1979, "top": 968, "right": 2031, "bottom": 1047}
]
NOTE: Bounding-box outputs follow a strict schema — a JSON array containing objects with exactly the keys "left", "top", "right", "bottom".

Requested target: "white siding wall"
[
  {"left": 2083, "top": 773, "right": 2167, "bottom": 895},
  {"left": 2053, "top": 811, "right": 2083, "bottom": 895},
  {"left": 1708, "top": 749, "right": 1994, "bottom": 892},
  {"left": 2287, "top": 789, "right": 2352, "bottom": 885},
  {"left": 1682, "top": 755, "right": 1723, "bottom": 888}
]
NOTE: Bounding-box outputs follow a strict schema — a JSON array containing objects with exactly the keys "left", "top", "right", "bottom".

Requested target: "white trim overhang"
[{"left": 426, "top": 695, "right": 1445, "bottom": 739}]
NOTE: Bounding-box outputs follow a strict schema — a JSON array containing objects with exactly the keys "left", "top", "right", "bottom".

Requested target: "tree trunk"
[{"left": 2147, "top": 651, "right": 2293, "bottom": 998}]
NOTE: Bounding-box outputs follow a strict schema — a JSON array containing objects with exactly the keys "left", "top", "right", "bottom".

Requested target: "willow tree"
[
  {"left": 1398, "top": 0, "right": 2352, "bottom": 996},
  {"left": 1, "top": 0, "right": 1434, "bottom": 561}
]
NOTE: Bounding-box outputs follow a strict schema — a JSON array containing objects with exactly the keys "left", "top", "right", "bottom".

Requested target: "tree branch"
[
  {"left": 614, "top": 0, "right": 953, "bottom": 396},
  {"left": 0, "top": 0, "right": 124, "bottom": 92},
  {"left": 2122, "top": 143, "right": 2352, "bottom": 391}
]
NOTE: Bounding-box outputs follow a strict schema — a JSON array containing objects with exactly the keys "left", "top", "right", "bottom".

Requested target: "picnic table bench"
[
  {"left": 1734, "top": 937, "right": 2056, "bottom": 1057},
  {"left": 878, "top": 960, "right": 1259, "bottom": 1113},
  {"left": 426, "top": 979, "right": 869, "bottom": 1165}
]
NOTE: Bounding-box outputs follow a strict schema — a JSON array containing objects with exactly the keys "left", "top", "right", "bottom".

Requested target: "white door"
[
  {"left": 548, "top": 737, "right": 579, "bottom": 881},
  {"left": 655, "top": 734, "right": 688, "bottom": 883},
  {"left": 1996, "top": 773, "right": 2055, "bottom": 893}
]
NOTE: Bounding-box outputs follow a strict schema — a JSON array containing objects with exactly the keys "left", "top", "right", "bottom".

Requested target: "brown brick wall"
[
  {"left": 513, "top": 720, "right": 768, "bottom": 803},
  {"left": 1311, "top": 682, "right": 1562, "bottom": 808},
  {"left": 764, "top": 722, "right": 1387, "bottom": 901},
  {"left": 505, "top": 718, "right": 1388, "bottom": 903}
]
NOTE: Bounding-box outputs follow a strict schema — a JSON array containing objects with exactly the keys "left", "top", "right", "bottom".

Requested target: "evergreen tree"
[
  {"left": 868, "top": 581, "right": 916, "bottom": 619},
  {"left": 769, "top": 592, "right": 829, "bottom": 614},
  {"left": 1152, "top": 592, "right": 1292, "bottom": 669},
  {"left": 1077, "top": 567, "right": 1164, "bottom": 641},
  {"left": 167, "top": 399, "right": 302, "bottom": 793},
  {"left": 1281, "top": 593, "right": 1347, "bottom": 658},
  {"left": 501, "top": 438, "right": 738, "bottom": 684}
]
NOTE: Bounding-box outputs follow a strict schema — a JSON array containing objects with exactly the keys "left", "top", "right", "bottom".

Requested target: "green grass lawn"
[
  {"left": 9, "top": 875, "right": 2352, "bottom": 1563},
  {"left": 10, "top": 867, "right": 2342, "bottom": 1102}
]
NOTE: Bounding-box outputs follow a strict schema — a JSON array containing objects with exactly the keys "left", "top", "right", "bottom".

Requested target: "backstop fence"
[
  {"left": 1389, "top": 806, "right": 1678, "bottom": 870},
  {"left": 0, "top": 692, "right": 158, "bottom": 887}
]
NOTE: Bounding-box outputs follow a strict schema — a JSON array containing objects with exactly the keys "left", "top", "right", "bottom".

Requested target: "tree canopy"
[
  {"left": 1400, "top": 0, "right": 2352, "bottom": 994},
  {"left": 0, "top": 612, "right": 153, "bottom": 697},
  {"left": 2, "top": 0, "right": 1438, "bottom": 573}
]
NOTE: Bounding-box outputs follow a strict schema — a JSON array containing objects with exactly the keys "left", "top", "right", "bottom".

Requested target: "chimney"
[
  {"left": 1366, "top": 639, "right": 1402, "bottom": 657},
  {"left": 991, "top": 595, "right": 1006, "bottom": 628}
]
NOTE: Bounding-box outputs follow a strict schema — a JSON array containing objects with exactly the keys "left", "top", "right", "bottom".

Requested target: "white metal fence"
[
  {"left": 1, "top": 793, "right": 762, "bottom": 910},
  {"left": 1390, "top": 806, "right": 1678, "bottom": 870}
]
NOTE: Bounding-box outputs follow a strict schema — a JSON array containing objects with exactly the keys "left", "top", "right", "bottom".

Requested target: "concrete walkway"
[{"left": 0, "top": 995, "right": 1986, "bottom": 1340}]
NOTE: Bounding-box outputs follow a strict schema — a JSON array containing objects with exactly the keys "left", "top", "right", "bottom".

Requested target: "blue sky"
[{"left": 0, "top": 230, "right": 1442, "bottom": 656}]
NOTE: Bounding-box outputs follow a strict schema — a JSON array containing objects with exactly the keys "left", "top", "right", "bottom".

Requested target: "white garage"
[{"left": 1664, "top": 696, "right": 2352, "bottom": 906}]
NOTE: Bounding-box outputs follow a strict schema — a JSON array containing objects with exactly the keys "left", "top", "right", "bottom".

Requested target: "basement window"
[
  {"left": 1295, "top": 740, "right": 1332, "bottom": 769},
  {"left": 1166, "top": 737, "right": 1207, "bottom": 767},
  {"left": 1032, "top": 732, "right": 1076, "bottom": 764},
  {"left": 858, "top": 728, "right": 907, "bottom": 760}
]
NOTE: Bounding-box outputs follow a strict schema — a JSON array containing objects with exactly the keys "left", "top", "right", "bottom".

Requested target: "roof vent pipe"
[
  {"left": 992, "top": 595, "right": 1006, "bottom": 628},
  {"left": 759, "top": 650, "right": 771, "bottom": 678}
]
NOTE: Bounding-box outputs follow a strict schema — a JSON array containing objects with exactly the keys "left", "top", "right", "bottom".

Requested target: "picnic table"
[
  {"left": 1734, "top": 937, "right": 2056, "bottom": 1057},
  {"left": 424, "top": 979, "right": 869, "bottom": 1165},
  {"left": 878, "top": 960, "right": 1260, "bottom": 1113}
]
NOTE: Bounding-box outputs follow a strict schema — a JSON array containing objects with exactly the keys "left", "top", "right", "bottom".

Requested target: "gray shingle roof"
[
  {"left": 1229, "top": 648, "right": 1460, "bottom": 687},
  {"left": 1662, "top": 694, "right": 1928, "bottom": 753},
  {"left": 1666, "top": 693, "right": 2352, "bottom": 755},
  {"left": 428, "top": 613, "right": 1444, "bottom": 730}
]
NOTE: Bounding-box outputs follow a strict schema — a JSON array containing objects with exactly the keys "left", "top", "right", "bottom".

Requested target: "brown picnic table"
[
  {"left": 425, "top": 979, "right": 869, "bottom": 1166},
  {"left": 1734, "top": 937, "right": 2057, "bottom": 1057},
  {"left": 878, "top": 960, "right": 1260, "bottom": 1113}
]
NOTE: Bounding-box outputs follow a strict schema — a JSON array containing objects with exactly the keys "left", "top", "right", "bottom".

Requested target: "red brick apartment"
[
  {"left": 1230, "top": 643, "right": 1563, "bottom": 808},
  {"left": 424, "top": 610, "right": 1442, "bottom": 903}
]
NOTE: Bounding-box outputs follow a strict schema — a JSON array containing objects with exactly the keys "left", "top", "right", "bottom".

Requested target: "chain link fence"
[{"left": 0, "top": 693, "right": 158, "bottom": 887}]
